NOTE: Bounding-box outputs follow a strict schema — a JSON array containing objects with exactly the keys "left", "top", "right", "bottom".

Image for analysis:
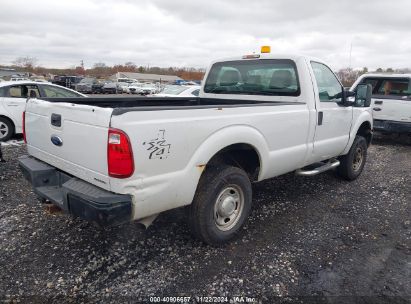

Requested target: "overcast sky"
[{"left": 1, "top": 0, "right": 410, "bottom": 70}]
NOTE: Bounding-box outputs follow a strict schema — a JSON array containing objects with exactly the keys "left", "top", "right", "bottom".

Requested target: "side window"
[
  {"left": 311, "top": 62, "right": 343, "bottom": 103},
  {"left": 376, "top": 78, "right": 410, "bottom": 97},
  {"left": 26, "top": 85, "right": 40, "bottom": 98},
  {"left": 359, "top": 78, "right": 379, "bottom": 94},
  {"left": 9, "top": 86, "right": 25, "bottom": 98},
  {"left": 41, "top": 85, "right": 82, "bottom": 97},
  {"left": 8, "top": 85, "right": 40, "bottom": 98},
  {"left": 0, "top": 87, "right": 7, "bottom": 97},
  {"left": 191, "top": 89, "right": 200, "bottom": 96}
]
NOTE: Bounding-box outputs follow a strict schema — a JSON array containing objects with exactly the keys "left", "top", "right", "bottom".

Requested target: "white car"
[
  {"left": 128, "top": 83, "right": 144, "bottom": 94},
  {"left": 0, "top": 81, "right": 86, "bottom": 141},
  {"left": 128, "top": 83, "right": 158, "bottom": 95},
  {"left": 351, "top": 74, "right": 411, "bottom": 133},
  {"left": 117, "top": 82, "right": 134, "bottom": 94},
  {"left": 20, "top": 52, "right": 372, "bottom": 245},
  {"left": 154, "top": 85, "right": 201, "bottom": 97},
  {"left": 139, "top": 83, "right": 158, "bottom": 95}
]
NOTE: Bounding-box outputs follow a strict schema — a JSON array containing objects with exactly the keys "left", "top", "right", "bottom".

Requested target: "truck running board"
[{"left": 295, "top": 159, "right": 340, "bottom": 176}]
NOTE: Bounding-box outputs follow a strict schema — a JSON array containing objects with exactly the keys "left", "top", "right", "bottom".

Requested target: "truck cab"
[{"left": 200, "top": 53, "right": 373, "bottom": 163}]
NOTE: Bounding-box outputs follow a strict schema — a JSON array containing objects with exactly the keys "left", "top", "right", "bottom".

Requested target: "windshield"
[
  {"left": 161, "top": 85, "right": 189, "bottom": 95},
  {"left": 204, "top": 59, "right": 300, "bottom": 96}
]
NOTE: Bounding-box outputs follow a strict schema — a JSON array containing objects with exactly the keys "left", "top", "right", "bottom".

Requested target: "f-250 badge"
[{"left": 143, "top": 129, "right": 171, "bottom": 160}]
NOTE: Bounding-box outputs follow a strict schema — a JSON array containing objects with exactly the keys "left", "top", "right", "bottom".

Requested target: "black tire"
[
  {"left": 188, "top": 165, "right": 252, "bottom": 246},
  {"left": 337, "top": 135, "right": 367, "bottom": 181},
  {"left": 0, "top": 117, "right": 14, "bottom": 142}
]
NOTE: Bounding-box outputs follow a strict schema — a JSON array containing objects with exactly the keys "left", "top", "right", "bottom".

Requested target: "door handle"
[
  {"left": 373, "top": 107, "right": 382, "bottom": 111},
  {"left": 374, "top": 100, "right": 383, "bottom": 105},
  {"left": 318, "top": 111, "right": 323, "bottom": 125}
]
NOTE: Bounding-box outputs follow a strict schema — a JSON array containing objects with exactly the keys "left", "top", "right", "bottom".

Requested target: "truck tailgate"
[{"left": 25, "top": 99, "right": 113, "bottom": 190}]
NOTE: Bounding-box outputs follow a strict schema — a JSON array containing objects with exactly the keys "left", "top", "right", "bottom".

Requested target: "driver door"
[{"left": 310, "top": 62, "right": 352, "bottom": 161}]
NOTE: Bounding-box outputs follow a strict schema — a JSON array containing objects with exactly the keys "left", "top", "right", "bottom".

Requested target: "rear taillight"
[
  {"left": 22, "top": 111, "right": 26, "bottom": 143},
  {"left": 107, "top": 128, "right": 134, "bottom": 178}
]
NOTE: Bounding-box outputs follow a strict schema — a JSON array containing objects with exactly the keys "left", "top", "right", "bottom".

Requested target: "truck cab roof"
[{"left": 210, "top": 53, "right": 325, "bottom": 65}]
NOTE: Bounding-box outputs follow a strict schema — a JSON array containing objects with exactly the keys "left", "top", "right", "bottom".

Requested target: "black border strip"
[
  {"left": 111, "top": 101, "right": 302, "bottom": 115},
  {"left": 36, "top": 96, "right": 304, "bottom": 115}
]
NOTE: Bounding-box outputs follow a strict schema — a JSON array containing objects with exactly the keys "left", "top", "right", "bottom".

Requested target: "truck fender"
[
  {"left": 342, "top": 111, "right": 373, "bottom": 155},
  {"left": 185, "top": 124, "right": 270, "bottom": 181}
]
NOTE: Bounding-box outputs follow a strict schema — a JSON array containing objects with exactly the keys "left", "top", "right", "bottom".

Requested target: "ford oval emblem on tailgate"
[{"left": 51, "top": 135, "right": 63, "bottom": 146}]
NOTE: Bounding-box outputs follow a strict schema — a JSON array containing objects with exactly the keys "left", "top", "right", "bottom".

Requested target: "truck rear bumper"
[
  {"left": 18, "top": 155, "right": 132, "bottom": 226},
  {"left": 374, "top": 119, "right": 411, "bottom": 133}
]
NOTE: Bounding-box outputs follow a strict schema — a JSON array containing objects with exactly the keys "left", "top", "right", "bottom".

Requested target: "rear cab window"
[{"left": 204, "top": 59, "right": 300, "bottom": 97}]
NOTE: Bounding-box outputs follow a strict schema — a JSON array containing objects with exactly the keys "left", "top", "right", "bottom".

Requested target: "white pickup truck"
[
  {"left": 351, "top": 73, "right": 411, "bottom": 134},
  {"left": 19, "top": 52, "right": 373, "bottom": 245}
]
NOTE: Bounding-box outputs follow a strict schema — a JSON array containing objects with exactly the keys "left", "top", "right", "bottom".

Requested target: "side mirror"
[
  {"left": 355, "top": 84, "right": 372, "bottom": 107},
  {"left": 341, "top": 89, "right": 355, "bottom": 106}
]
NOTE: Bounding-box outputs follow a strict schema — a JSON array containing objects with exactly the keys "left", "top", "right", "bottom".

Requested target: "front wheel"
[
  {"left": 188, "top": 165, "right": 252, "bottom": 246},
  {"left": 337, "top": 135, "right": 368, "bottom": 181}
]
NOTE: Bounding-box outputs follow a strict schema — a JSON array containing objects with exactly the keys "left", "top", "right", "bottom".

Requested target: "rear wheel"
[
  {"left": 337, "top": 135, "right": 367, "bottom": 181},
  {"left": 189, "top": 165, "right": 252, "bottom": 245},
  {"left": 0, "top": 117, "right": 14, "bottom": 142}
]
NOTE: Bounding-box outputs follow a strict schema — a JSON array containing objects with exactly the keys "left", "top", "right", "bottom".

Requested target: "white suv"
[
  {"left": 0, "top": 81, "right": 86, "bottom": 141},
  {"left": 351, "top": 74, "right": 411, "bottom": 134}
]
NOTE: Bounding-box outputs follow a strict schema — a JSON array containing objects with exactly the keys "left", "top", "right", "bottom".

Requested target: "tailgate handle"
[{"left": 51, "top": 114, "right": 61, "bottom": 127}]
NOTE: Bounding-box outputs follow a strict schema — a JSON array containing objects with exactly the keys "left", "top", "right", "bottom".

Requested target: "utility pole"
[{"left": 349, "top": 42, "right": 352, "bottom": 70}]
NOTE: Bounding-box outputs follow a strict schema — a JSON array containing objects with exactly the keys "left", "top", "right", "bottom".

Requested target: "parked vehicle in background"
[
  {"left": 140, "top": 83, "right": 158, "bottom": 95},
  {"left": 11, "top": 77, "right": 28, "bottom": 81},
  {"left": 75, "top": 78, "right": 98, "bottom": 94},
  {"left": 351, "top": 74, "right": 411, "bottom": 133},
  {"left": 52, "top": 76, "right": 84, "bottom": 90},
  {"left": 117, "top": 82, "right": 133, "bottom": 94},
  {"left": 0, "top": 81, "right": 86, "bottom": 141},
  {"left": 154, "top": 85, "right": 201, "bottom": 97},
  {"left": 102, "top": 82, "right": 118, "bottom": 94},
  {"left": 31, "top": 78, "right": 48, "bottom": 83},
  {"left": 20, "top": 50, "right": 373, "bottom": 245},
  {"left": 128, "top": 83, "right": 144, "bottom": 94},
  {"left": 91, "top": 81, "right": 105, "bottom": 94},
  {"left": 116, "top": 78, "right": 138, "bottom": 84}
]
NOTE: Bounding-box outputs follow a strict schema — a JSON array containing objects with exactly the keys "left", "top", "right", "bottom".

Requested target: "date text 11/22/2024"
[{"left": 148, "top": 296, "right": 258, "bottom": 303}]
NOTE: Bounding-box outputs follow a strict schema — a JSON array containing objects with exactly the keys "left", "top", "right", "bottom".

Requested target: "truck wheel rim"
[
  {"left": 0, "top": 122, "right": 9, "bottom": 140},
  {"left": 352, "top": 146, "right": 363, "bottom": 171},
  {"left": 214, "top": 185, "right": 244, "bottom": 231}
]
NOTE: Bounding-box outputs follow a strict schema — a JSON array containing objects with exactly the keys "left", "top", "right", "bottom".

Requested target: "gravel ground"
[{"left": 0, "top": 133, "right": 410, "bottom": 304}]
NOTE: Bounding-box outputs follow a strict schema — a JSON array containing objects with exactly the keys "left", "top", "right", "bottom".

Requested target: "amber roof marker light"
[{"left": 261, "top": 46, "right": 271, "bottom": 53}]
